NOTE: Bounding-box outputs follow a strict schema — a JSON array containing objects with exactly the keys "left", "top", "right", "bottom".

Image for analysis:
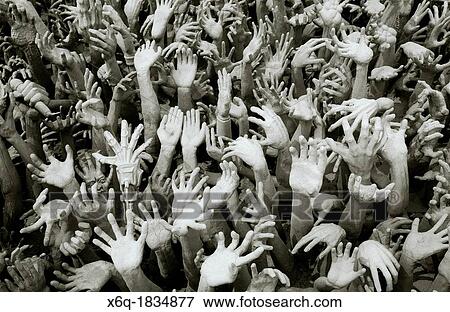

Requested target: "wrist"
[
  {"left": 160, "top": 144, "right": 177, "bottom": 153},
  {"left": 154, "top": 240, "right": 173, "bottom": 253},
  {"left": 117, "top": 265, "right": 142, "bottom": 277},
  {"left": 182, "top": 146, "right": 198, "bottom": 172},
  {"left": 62, "top": 177, "right": 79, "bottom": 194},
  {"left": 401, "top": 249, "right": 419, "bottom": 264},
  {"left": 253, "top": 160, "right": 269, "bottom": 173},
  {"left": 178, "top": 86, "right": 192, "bottom": 91},
  {"left": 217, "top": 114, "right": 231, "bottom": 122},
  {"left": 124, "top": 55, "right": 135, "bottom": 66}
]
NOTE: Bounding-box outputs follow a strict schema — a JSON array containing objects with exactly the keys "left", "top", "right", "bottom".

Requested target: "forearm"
[
  {"left": 119, "top": 267, "right": 162, "bottom": 292},
  {"left": 240, "top": 61, "right": 254, "bottom": 100},
  {"left": 66, "top": 66, "right": 85, "bottom": 91},
  {"left": 92, "top": 127, "right": 108, "bottom": 155},
  {"left": 253, "top": 164, "right": 276, "bottom": 202},
  {"left": 182, "top": 147, "right": 197, "bottom": 172},
  {"left": 105, "top": 57, "right": 124, "bottom": 87},
  {"left": 198, "top": 275, "right": 214, "bottom": 292},
  {"left": 255, "top": 0, "right": 268, "bottom": 23},
  {"left": 395, "top": 254, "right": 415, "bottom": 291},
  {"left": 177, "top": 87, "right": 193, "bottom": 113},
  {"left": 339, "top": 198, "right": 370, "bottom": 240},
  {"left": 387, "top": 156, "right": 409, "bottom": 217},
  {"left": 107, "top": 99, "right": 121, "bottom": 134},
  {"left": 137, "top": 71, "right": 160, "bottom": 154},
  {"left": 237, "top": 117, "right": 249, "bottom": 136},
  {"left": 290, "top": 193, "right": 314, "bottom": 245},
  {"left": 430, "top": 274, "right": 450, "bottom": 291},
  {"left": 24, "top": 45, "right": 54, "bottom": 94},
  {"left": 351, "top": 63, "right": 369, "bottom": 99},
  {"left": 154, "top": 145, "right": 176, "bottom": 177},
  {"left": 155, "top": 242, "right": 180, "bottom": 280},
  {"left": 179, "top": 229, "right": 203, "bottom": 289},
  {"left": 275, "top": 147, "right": 292, "bottom": 188},
  {"left": 216, "top": 116, "right": 232, "bottom": 138},
  {"left": 7, "top": 132, "right": 34, "bottom": 165},
  {"left": 60, "top": 129, "right": 75, "bottom": 156},
  {"left": 273, "top": 2, "right": 289, "bottom": 39},
  {"left": 0, "top": 138, "right": 22, "bottom": 228},
  {"left": 292, "top": 67, "right": 306, "bottom": 97},
  {"left": 25, "top": 109, "right": 44, "bottom": 158},
  {"left": 270, "top": 229, "right": 294, "bottom": 276}
]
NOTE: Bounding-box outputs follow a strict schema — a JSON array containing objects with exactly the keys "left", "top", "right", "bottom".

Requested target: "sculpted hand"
[
  {"left": 403, "top": 0, "right": 429, "bottom": 35},
  {"left": 399, "top": 42, "right": 434, "bottom": 65},
  {"left": 425, "top": 3, "right": 450, "bottom": 49},
  {"left": 409, "top": 118, "right": 444, "bottom": 161},
  {"left": 169, "top": 48, "right": 198, "bottom": 88},
  {"left": 326, "top": 242, "right": 366, "bottom": 289},
  {"left": 253, "top": 75, "right": 287, "bottom": 115},
  {"left": 200, "top": 231, "right": 264, "bottom": 287},
  {"left": 248, "top": 106, "right": 289, "bottom": 150},
  {"left": 332, "top": 27, "right": 373, "bottom": 64},
  {"left": 124, "top": 0, "right": 144, "bottom": 29},
  {"left": 325, "top": 117, "right": 386, "bottom": 181},
  {"left": 51, "top": 261, "right": 114, "bottom": 291},
  {"left": 292, "top": 223, "right": 346, "bottom": 259},
  {"left": 369, "top": 66, "right": 404, "bottom": 81},
  {"left": 134, "top": 40, "right": 162, "bottom": 73},
  {"left": 152, "top": 0, "right": 179, "bottom": 39},
  {"left": 93, "top": 120, "right": 152, "bottom": 189},
  {"left": 324, "top": 97, "right": 394, "bottom": 132},
  {"left": 316, "top": 0, "right": 349, "bottom": 28},
  {"left": 171, "top": 167, "right": 209, "bottom": 236},
  {"left": 75, "top": 152, "right": 113, "bottom": 192},
  {"left": 348, "top": 173, "right": 394, "bottom": 203},
  {"left": 250, "top": 216, "right": 276, "bottom": 251},
  {"left": 402, "top": 214, "right": 449, "bottom": 262},
  {"left": 262, "top": 32, "right": 292, "bottom": 80},
  {"left": 59, "top": 222, "right": 92, "bottom": 256},
  {"left": 205, "top": 127, "right": 226, "bottom": 161},
  {"left": 242, "top": 20, "right": 266, "bottom": 63},
  {"left": 27, "top": 144, "right": 75, "bottom": 189},
  {"left": 135, "top": 201, "right": 173, "bottom": 250},
  {"left": 88, "top": 23, "right": 117, "bottom": 61},
  {"left": 157, "top": 106, "right": 183, "bottom": 147},
  {"left": 75, "top": 99, "right": 108, "bottom": 129},
  {"left": 20, "top": 188, "right": 71, "bottom": 246},
  {"left": 70, "top": 182, "right": 114, "bottom": 222},
  {"left": 10, "top": 79, "right": 51, "bottom": 117},
  {"left": 5, "top": 258, "right": 47, "bottom": 291},
  {"left": 292, "top": 38, "right": 327, "bottom": 68},
  {"left": 216, "top": 68, "right": 232, "bottom": 119},
  {"left": 281, "top": 87, "right": 317, "bottom": 121},
  {"left": 357, "top": 240, "right": 400, "bottom": 292},
  {"left": 222, "top": 135, "right": 266, "bottom": 170},
  {"left": 210, "top": 161, "right": 240, "bottom": 207},
  {"left": 289, "top": 136, "right": 327, "bottom": 196},
  {"left": 247, "top": 263, "right": 290, "bottom": 291},
  {"left": 93, "top": 210, "right": 148, "bottom": 273},
  {"left": 181, "top": 109, "right": 207, "bottom": 150},
  {"left": 380, "top": 118, "right": 408, "bottom": 164}
]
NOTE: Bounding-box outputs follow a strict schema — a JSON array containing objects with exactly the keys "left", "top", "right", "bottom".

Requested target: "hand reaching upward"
[
  {"left": 199, "top": 231, "right": 264, "bottom": 287},
  {"left": 93, "top": 120, "right": 152, "bottom": 190},
  {"left": 27, "top": 145, "right": 75, "bottom": 189}
]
